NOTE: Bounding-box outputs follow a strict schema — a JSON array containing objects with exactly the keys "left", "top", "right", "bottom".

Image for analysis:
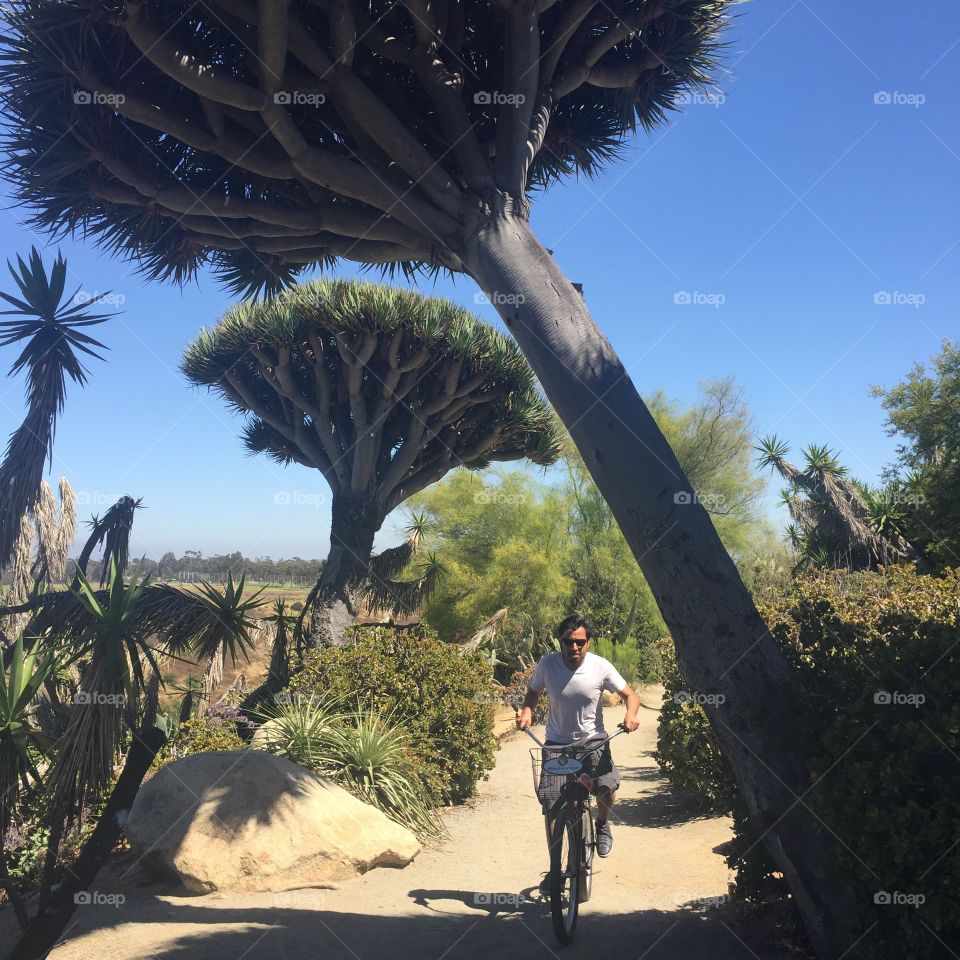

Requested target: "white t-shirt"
[{"left": 529, "top": 651, "right": 627, "bottom": 744}]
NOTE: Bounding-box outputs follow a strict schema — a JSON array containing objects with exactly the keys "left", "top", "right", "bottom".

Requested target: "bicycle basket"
[{"left": 530, "top": 738, "right": 608, "bottom": 808}]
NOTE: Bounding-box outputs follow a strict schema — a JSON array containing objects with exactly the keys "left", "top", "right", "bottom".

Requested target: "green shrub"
[
  {"left": 653, "top": 650, "right": 734, "bottom": 814},
  {"left": 654, "top": 565, "right": 960, "bottom": 958},
  {"left": 289, "top": 625, "right": 497, "bottom": 803},
  {"left": 153, "top": 703, "right": 251, "bottom": 768}
]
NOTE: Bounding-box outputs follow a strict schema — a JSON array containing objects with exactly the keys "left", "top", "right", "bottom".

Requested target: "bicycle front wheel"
[
  {"left": 549, "top": 807, "right": 580, "bottom": 944},
  {"left": 580, "top": 808, "right": 595, "bottom": 903}
]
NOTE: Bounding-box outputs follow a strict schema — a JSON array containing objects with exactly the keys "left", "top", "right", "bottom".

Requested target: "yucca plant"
[
  {"left": 756, "top": 435, "right": 915, "bottom": 571},
  {"left": 184, "top": 280, "right": 562, "bottom": 645},
  {"left": 0, "top": 247, "right": 112, "bottom": 568},
  {"left": 44, "top": 562, "right": 158, "bottom": 822}
]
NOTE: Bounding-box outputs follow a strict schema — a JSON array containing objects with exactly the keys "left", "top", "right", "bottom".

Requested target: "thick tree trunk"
[
  {"left": 308, "top": 497, "right": 381, "bottom": 647},
  {"left": 462, "top": 204, "right": 854, "bottom": 959},
  {"left": 9, "top": 725, "right": 167, "bottom": 960}
]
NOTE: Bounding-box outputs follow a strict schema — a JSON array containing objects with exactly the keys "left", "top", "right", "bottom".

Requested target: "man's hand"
[
  {"left": 619, "top": 684, "right": 642, "bottom": 733},
  {"left": 517, "top": 706, "right": 533, "bottom": 730}
]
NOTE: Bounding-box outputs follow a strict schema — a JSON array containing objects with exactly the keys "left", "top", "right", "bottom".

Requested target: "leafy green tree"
[
  {"left": 565, "top": 379, "right": 769, "bottom": 643},
  {"left": 872, "top": 340, "right": 960, "bottom": 569},
  {"left": 1, "top": 4, "right": 853, "bottom": 948},
  {"left": 409, "top": 469, "right": 571, "bottom": 651},
  {"left": 649, "top": 378, "right": 768, "bottom": 559},
  {"left": 184, "top": 279, "right": 562, "bottom": 646}
]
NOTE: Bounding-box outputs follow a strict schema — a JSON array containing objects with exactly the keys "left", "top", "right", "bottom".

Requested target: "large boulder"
[{"left": 125, "top": 750, "right": 420, "bottom": 893}]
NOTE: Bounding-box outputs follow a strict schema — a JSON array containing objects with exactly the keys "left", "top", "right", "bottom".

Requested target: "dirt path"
[{"left": 41, "top": 690, "right": 787, "bottom": 960}]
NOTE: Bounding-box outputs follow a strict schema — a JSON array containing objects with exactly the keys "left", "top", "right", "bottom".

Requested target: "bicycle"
[{"left": 522, "top": 723, "right": 628, "bottom": 944}]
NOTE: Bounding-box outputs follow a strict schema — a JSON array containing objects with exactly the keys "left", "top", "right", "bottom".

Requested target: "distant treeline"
[{"left": 59, "top": 550, "right": 326, "bottom": 586}]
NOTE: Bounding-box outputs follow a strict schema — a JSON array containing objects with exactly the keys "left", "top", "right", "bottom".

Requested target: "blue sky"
[{"left": 1, "top": 0, "right": 957, "bottom": 560}]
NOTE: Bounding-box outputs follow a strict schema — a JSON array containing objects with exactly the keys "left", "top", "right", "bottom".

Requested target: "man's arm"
[
  {"left": 619, "top": 684, "right": 641, "bottom": 732},
  {"left": 516, "top": 685, "right": 541, "bottom": 729}
]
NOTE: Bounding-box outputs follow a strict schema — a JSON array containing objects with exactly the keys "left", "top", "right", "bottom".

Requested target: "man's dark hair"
[{"left": 555, "top": 614, "right": 595, "bottom": 642}]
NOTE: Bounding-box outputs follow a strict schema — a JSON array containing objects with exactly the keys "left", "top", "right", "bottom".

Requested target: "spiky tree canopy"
[
  {"left": 0, "top": 246, "right": 111, "bottom": 566},
  {"left": 756, "top": 436, "right": 915, "bottom": 571},
  {"left": 0, "top": 0, "right": 728, "bottom": 296},
  {"left": 183, "top": 279, "right": 563, "bottom": 514}
]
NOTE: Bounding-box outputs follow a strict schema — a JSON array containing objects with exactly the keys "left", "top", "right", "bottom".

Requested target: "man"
[{"left": 517, "top": 613, "right": 641, "bottom": 886}]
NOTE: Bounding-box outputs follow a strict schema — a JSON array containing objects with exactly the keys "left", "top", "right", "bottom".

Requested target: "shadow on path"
[{"left": 47, "top": 896, "right": 788, "bottom": 960}]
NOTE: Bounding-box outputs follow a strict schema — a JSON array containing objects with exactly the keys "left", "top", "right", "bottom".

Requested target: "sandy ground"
[{"left": 22, "top": 689, "right": 790, "bottom": 960}]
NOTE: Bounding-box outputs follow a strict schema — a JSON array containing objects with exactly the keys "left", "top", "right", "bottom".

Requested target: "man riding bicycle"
[{"left": 517, "top": 613, "right": 640, "bottom": 889}]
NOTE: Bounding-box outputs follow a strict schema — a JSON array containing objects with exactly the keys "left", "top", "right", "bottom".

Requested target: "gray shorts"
[{"left": 537, "top": 737, "right": 621, "bottom": 810}]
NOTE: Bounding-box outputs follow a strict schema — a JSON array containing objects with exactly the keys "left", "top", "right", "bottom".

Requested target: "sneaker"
[{"left": 596, "top": 821, "right": 613, "bottom": 858}]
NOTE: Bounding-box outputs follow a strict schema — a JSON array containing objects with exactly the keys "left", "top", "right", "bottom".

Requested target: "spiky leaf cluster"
[
  {"left": 183, "top": 279, "right": 563, "bottom": 513},
  {"left": 0, "top": 0, "right": 731, "bottom": 296}
]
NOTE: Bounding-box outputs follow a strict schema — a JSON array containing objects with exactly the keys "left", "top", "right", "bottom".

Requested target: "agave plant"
[
  {"left": 0, "top": 633, "right": 61, "bottom": 839},
  {"left": 253, "top": 693, "right": 343, "bottom": 769},
  {"left": 0, "top": 248, "right": 112, "bottom": 568},
  {"left": 326, "top": 705, "right": 443, "bottom": 842}
]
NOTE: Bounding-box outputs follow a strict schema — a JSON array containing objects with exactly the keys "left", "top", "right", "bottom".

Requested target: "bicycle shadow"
[{"left": 407, "top": 887, "right": 548, "bottom": 916}]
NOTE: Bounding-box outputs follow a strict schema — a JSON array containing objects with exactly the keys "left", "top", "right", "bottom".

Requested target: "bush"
[
  {"left": 654, "top": 651, "right": 734, "bottom": 814},
  {"left": 501, "top": 665, "right": 549, "bottom": 724},
  {"left": 654, "top": 566, "right": 960, "bottom": 959},
  {"left": 153, "top": 702, "right": 253, "bottom": 768},
  {"left": 289, "top": 625, "right": 497, "bottom": 803}
]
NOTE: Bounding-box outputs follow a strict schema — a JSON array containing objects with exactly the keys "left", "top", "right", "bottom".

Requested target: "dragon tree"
[
  {"left": 0, "top": 3, "right": 853, "bottom": 952},
  {"left": 183, "top": 279, "right": 563, "bottom": 645}
]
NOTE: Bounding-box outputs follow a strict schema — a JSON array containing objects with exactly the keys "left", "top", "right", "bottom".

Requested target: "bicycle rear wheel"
[{"left": 549, "top": 807, "right": 580, "bottom": 944}]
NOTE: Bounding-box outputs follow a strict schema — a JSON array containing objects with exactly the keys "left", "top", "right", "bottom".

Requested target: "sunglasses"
[{"left": 562, "top": 637, "right": 589, "bottom": 647}]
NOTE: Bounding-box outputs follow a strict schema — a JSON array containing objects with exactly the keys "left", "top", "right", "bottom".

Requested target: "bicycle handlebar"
[{"left": 520, "top": 723, "right": 630, "bottom": 751}]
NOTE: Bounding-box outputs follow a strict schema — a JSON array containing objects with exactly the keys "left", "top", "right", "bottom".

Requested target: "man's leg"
[{"left": 596, "top": 787, "right": 616, "bottom": 825}]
